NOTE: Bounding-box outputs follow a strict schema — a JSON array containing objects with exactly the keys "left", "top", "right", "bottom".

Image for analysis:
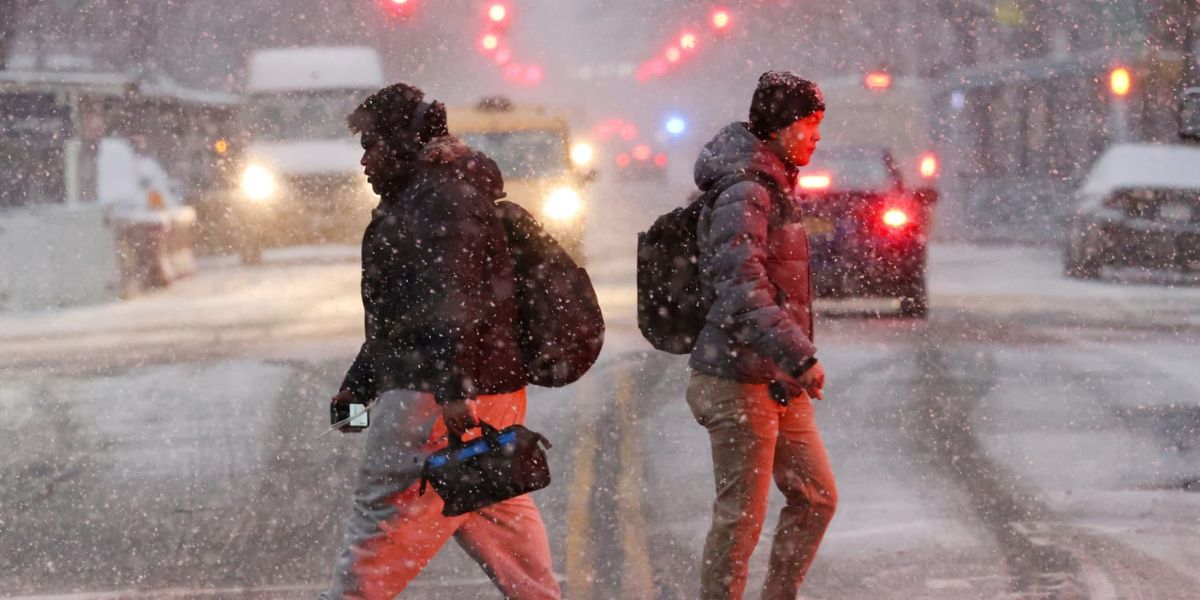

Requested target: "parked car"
[
  {"left": 798, "top": 145, "right": 937, "bottom": 317},
  {"left": 1065, "top": 143, "right": 1200, "bottom": 279}
]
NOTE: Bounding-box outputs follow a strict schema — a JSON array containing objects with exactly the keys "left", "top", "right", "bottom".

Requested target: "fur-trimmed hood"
[{"left": 419, "top": 135, "right": 507, "bottom": 201}]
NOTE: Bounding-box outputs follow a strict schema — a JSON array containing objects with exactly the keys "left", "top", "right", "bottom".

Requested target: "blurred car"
[
  {"left": 613, "top": 143, "right": 669, "bottom": 180},
  {"left": 231, "top": 46, "right": 386, "bottom": 264},
  {"left": 797, "top": 146, "right": 937, "bottom": 317},
  {"left": 1065, "top": 143, "right": 1200, "bottom": 279},
  {"left": 447, "top": 97, "right": 595, "bottom": 262}
]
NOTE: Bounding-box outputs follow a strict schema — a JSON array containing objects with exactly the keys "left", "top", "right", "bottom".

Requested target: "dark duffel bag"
[{"left": 420, "top": 421, "right": 552, "bottom": 517}]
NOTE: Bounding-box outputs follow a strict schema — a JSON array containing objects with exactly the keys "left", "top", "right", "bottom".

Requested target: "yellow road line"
[
  {"left": 565, "top": 413, "right": 598, "bottom": 600},
  {"left": 615, "top": 362, "right": 656, "bottom": 600}
]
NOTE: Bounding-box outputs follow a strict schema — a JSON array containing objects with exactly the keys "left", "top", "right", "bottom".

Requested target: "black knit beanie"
[
  {"left": 748, "top": 71, "right": 825, "bottom": 140},
  {"left": 347, "top": 82, "right": 449, "bottom": 159}
]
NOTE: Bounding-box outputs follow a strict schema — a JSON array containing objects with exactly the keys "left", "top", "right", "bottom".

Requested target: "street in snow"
[{"left": 2, "top": 180, "right": 1199, "bottom": 598}]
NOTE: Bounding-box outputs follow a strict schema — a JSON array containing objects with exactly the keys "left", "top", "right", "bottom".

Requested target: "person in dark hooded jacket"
[
  {"left": 686, "top": 71, "right": 836, "bottom": 600},
  {"left": 320, "top": 83, "right": 560, "bottom": 600}
]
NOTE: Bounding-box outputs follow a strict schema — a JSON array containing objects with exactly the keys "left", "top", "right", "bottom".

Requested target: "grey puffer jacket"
[{"left": 690, "top": 122, "right": 816, "bottom": 388}]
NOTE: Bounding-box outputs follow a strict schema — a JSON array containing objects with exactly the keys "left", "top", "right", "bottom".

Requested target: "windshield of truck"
[
  {"left": 243, "top": 90, "right": 368, "bottom": 141},
  {"left": 460, "top": 131, "right": 567, "bottom": 180}
]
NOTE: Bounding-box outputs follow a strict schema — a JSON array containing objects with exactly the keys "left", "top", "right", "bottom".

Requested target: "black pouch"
[{"left": 420, "top": 421, "right": 552, "bottom": 517}]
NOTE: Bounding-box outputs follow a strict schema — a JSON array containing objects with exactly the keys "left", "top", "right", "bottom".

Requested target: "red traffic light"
[
  {"left": 711, "top": 9, "right": 731, "bottom": 30},
  {"left": 488, "top": 3, "right": 508, "bottom": 23},
  {"left": 493, "top": 46, "right": 512, "bottom": 65},
  {"left": 381, "top": 0, "right": 418, "bottom": 18},
  {"left": 525, "top": 65, "right": 544, "bottom": 86}
]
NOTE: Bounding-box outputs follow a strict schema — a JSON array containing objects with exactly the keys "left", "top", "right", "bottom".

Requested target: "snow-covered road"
[{"left": 3, "top": 179, "right": 1200, "bottom": 598}]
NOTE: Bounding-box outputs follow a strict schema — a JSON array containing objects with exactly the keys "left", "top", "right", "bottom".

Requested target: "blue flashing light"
[{"left": 664, "top": 115, "right": 687, "bottom": 136}]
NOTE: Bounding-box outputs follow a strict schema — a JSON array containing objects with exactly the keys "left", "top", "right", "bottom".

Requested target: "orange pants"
[{"left": 321, "top": 388, "right": 561, "bottom": 600}]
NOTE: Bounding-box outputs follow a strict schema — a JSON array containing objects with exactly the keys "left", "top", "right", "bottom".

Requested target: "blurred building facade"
[{"left": 925, "top": 0, "right": 1200, "bottom": 241}]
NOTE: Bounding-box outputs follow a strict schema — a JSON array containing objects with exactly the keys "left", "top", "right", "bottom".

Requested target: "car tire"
[{"left": 898, "top": 279, "right": 929, "bottom": 319}]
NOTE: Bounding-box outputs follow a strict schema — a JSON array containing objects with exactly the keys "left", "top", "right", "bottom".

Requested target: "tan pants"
[
  {"left": 321, "top": 389, "right": 561, "bottom": 600},
  {"left": 686, "top": 371, "right": 838, "bottom": 600}
]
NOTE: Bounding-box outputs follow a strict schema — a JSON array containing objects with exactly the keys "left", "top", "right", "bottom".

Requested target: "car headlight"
[
  {"left": 240, "top": 164, "right": 277, "bottom": 202},
  {"left": 570, "top": 142, "right": 595, "bottom": 168},
  {"left": 543, "top": 187, "right": 583, "bottom": 222}
]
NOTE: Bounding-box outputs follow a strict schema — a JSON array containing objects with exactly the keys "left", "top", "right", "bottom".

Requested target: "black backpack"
[
  {"left": 637, "top": 173, "right": 777, "bottom": 354},
  {"left": 496, "top": 200, "right": 604, "bottom": 387}
]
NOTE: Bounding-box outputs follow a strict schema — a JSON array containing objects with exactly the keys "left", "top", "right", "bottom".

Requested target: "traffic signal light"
[
  {"left": 1110, "top": 66, "right": 1131, "bottom": 97},
  {"left": 381, "top": 0, "right": 417, "bottom": 19},
  {"left": 710, "top": 8, "right": 731, "bottom": 31},
  {"left": 488, "top": 3, "right": 508, "bottom": 24},
  {"left": 525, "top": 64, "right": 544, "bottom": 86}
]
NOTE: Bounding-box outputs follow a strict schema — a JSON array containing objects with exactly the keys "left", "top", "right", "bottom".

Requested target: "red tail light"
[
  {"left": 654, "top": 153, "right": 668, "bottom": 167},
  {"left": 711, "top": 9, "right": 731, "bottom": 30},
  {"left": 616, "top": 153, "right": 631, "bottom": 168},
  {"left": 799, "top": 174, "right": 832, "bottom": 190},
  {"left": 882, "top": 208, "right": 910, "bottom": 228}
]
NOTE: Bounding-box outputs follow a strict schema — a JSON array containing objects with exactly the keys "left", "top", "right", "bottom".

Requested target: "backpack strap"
[{"left": 701, "top": 170, "right": 784, "bottom": 207}]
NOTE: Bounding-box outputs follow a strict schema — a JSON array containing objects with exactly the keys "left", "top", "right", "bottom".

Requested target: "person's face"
[
  {"left": 359, "top": 132, "right": 394, "bottom": 193},
  {"left": 774, "top": 111, "right": 823, "bottom": 167}
]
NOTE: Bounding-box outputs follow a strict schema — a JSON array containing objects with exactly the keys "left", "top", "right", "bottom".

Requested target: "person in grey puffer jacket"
[{"left": 686, "top": 71, "right": 837, "bottom": 600}]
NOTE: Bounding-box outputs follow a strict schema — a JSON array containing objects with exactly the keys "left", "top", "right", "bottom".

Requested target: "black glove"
[{"left": 768, "top": 380, "right": 800, "bottom": 406}]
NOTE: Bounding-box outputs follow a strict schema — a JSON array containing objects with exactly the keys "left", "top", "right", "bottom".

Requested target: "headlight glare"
[
  {"left": 543, "top": 187, "right": 582, "bottom": 221},
  {"left": 240, "top": 164, "right": 277, "bottom": 201},
  {"left": 570, "top": 142, "right": 595, "bottom": 168}
]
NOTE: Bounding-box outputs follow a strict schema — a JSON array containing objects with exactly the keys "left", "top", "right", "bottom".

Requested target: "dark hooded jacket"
[
  {"left": 341, "top": 136, "right": 525, "bottom": 404},
  {"left": 690, "top": 122, "right": 817, "bottom": 389}
]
